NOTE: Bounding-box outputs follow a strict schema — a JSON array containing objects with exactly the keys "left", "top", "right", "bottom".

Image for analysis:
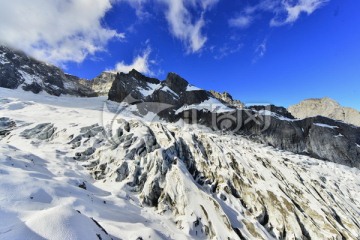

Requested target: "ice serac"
[{"left": 289, "top": 97, "right": 360, "bottom": 127}]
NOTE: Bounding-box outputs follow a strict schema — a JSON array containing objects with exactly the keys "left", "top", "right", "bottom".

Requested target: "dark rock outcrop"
[
  {"left": 164, "top": 72, "right": 189, "bottom": 94},
  {"left": 173, "top": 109, "right": 360, "bottom": 168},
  {"left": 108, "top": 70, "right": 160, "bottom": 103},
  {"left": 21, "top": 123, "right": 56, "bottom": 140},
  {"left": 108, "top": 71, "right": 214, "bottom": 110},
  {"left": 0, "top": 117, "right": 16, "bottom": 138},
  {"left": 248, "top": 104, "right": 295, "bottom": 119},
  {"left": 0, "top": 45, "right": 115, "bottom": 97}
]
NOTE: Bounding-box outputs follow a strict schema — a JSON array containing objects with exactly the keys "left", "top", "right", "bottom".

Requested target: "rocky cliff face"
[
  {"left": 248, "top": 105, "right": 295, "bottom": 119},
  {"left": 108, "top": 70, "right": 233, "bottom": 120},
  {"left": 91, "top": 71, "right": 117, "bottom": 96},
  {"left": 0, "top": 45, "right": 115, "bottom": 97},
  {"left": 210, "top": 90, "right": 244, "bottom": 109},
  {"left": 288, "top": 97, "right": 360, "bottom": 127}
]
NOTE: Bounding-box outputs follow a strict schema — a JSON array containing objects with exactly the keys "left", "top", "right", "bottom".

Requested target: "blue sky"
[{"left": 0, "top": 0, "right": 359, "bottom": 109}]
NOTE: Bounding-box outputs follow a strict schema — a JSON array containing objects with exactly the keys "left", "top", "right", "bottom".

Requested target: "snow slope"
[
  {"left": 1, "top": 87, "right": 360, "bottom": 239},
  {"left": 0, "top": 88, "right": 184, "bottom": 239}
]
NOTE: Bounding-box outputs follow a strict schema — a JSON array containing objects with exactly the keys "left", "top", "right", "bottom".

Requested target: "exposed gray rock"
[
  {"left": 0, "top": 45, "right": 115, "bottom": 97},
  {"left": 108, "top": 71, "right": 223, "bottom": 118},
  {"left": 172, "top": 109, "right": 360, "bottom": 168},
  {"left": 164, "top": 72, "right": 189, "bottom": 94},
  {"left": 108, "top": 70, "right": 160, "bottom": 103},
  {"left": 0, "top": 46, "right": 96, "bottom": 96},
  {"left": 21, "top": 123, "right": 56, "bottom": 140},
  {"left": 90, "top": 71, "right": 117, "bottom": 96},
  {"left": 210, "top": 90, "right": 244, "bottom": 109},
  {"left": 249, "top": 104, "right": 295, "bottom": 119},
  {"left": 0, "top": 117, "right": 16, "bottom": 138}
]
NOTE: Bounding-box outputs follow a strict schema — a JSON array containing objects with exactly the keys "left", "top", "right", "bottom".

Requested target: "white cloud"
[
  {"left": 271, "top": 0, "right": 329, "bottom": 26},
  {"left": 229, "top": 15, "right": 253, "bottom": 29},
  {"left": 115, "top": 47, "right": 154, "bottom": 75},
  {"left": 214, "top": 42, "right": 243, "bottom": 60},
  {"left": 158, "top": 0, "right": 218, "bottom": 53},
  {"left": 201, "top": 0, "right": 220, "bottom": 10},
  {"left": 230, "top": 0, "right": 329, "bottom": 28},
  {"left": 0, "top": 0, "right": 123, "bottom": 65},
  {"left": 118, "top": 0, "right": 149, "bottom": 18}
]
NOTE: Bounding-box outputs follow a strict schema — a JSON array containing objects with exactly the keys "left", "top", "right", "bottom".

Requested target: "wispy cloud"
[
  {"left": 158, "top": 0, "right": 219, "bottom": 53},
  {"left": 0, "top": 0, "right": 124, "bottom": 66},
  {"left": 229, "top": 15, "right": 253, "bottom": 29},
  {"left": 213, "top": 42, "right": 243, "bottom": 60},
  {"left": 114, "top": 46, "right": 155, "bottom": 75},
  {"left": 118, "top": 0, "right": 150, "bottom": 19},
  {"left": 253, "top": 38, "right": 268, "bottom": 63},
  {"left": 228, "top": 0, "right": 329, "bottom": 61},
  {"left": 271, "top": 0, "right": 329, "bottom": 26},
  {"left": 229, "top": 0, "right": 329, "bottom": 28}
]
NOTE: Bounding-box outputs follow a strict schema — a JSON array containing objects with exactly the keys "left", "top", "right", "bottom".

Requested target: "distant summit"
[{"left": 288, "top": 97, "right": 360, "bottom": 127}]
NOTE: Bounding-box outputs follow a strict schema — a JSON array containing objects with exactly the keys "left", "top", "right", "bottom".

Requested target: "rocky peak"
[
  {"left": 288, "top": 97, "right": 360, "bottom": 127},
  {"left": 108, "top": 71, "right": 218, "bottom": 118},
  {"left": 211, "top": 91, "right": 234, "bottom": 101},
  {"left": 90, "top": 71, "right": 117, "bottom": 96},
  {"left": 164, "top": 72, "right": 189, "bottom": 94},
  {"left": 0, "top": 45, "right": 98, "bottom": 97},
  {"left": 128, "top": 69, "right": 160, "bottom": 84}
]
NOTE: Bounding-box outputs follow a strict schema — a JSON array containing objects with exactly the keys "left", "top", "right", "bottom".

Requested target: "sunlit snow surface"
[
  {"left": 0, "top": 87, "right": 360, "bottom": 239},
  {"left": 0, "top": 88, "right": 183, "bottom": 239}
]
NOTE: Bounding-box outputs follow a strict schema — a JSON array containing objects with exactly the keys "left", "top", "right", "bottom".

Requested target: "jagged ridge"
[{"left": 0, "top": 45, "right": 115, "bottom": 97}]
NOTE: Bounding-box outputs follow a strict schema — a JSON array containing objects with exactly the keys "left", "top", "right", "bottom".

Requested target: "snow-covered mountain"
[
  {"left": 1, "top": 45, "right": 360, "bottom": 239},
  {"left": 0, "top": 45, "right": 115, "bottom": 97}
]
